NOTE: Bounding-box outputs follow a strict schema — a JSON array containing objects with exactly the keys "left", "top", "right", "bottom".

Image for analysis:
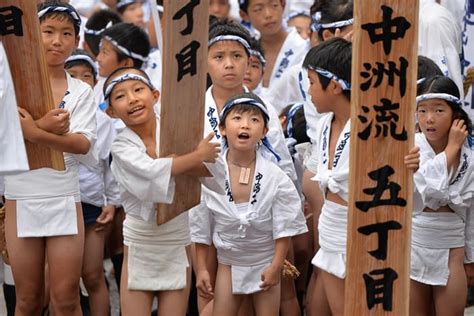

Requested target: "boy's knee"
[
  {"left": 82, "top": 271, "right": 105, "bottom": 292},
  {"left": 50, "top": 285, "right": 80, "bottom": 312},
  {"left": 16, "top": 293, "right": 43, "bottom": 315}
]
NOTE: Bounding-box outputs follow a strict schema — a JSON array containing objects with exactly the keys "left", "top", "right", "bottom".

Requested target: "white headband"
[
  {"left": 104, "top": 73, "right": 155, "bottom": 105},
  {"left": 307, "top": 65, "right": 351, "bottom": 90},
  {"left": 117, "top": 0, "right": 140, "bottom": 10},
  {"left": 65, "top": 54, "right": 98, "bottom": 74},
  {"left": 249, "top": 49, "right": 266, "bottom": 67},
  {"left": 84, "top": 21, "right": 113, "bottom": 36},
  {"left": 102, "top": 35, "right": 148, "bottom": 63},
  {"left": 311, "top": 18, "right": 353, "bottom": 33},
  {"left": 208, "top": 35, "right": 251, "bottom": 54},
  {"left": 38, "top": 6, "right": 81, "bottom": 29},
  {"left": 416, "top": 93, "right": 462, "bottom": 106}
]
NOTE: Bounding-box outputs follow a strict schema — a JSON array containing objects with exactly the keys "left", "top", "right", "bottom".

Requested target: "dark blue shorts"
[{"left": 81, "top": 202, "right": 102, "bottom": 226}]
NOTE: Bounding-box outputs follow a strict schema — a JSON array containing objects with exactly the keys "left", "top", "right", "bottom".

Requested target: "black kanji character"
[
  {"left": 175, "top": 40, "right": 201, "bottom": 81},
  {"left": 172, "top": 0, "right": 200, "bottom": 36},
  {"left": 360, "top": 57, "right": 408, "bottom": 97},
  {"left": 363, "top": 268, "right": 398, "bottom": 311},
  {"left": 361, "top": 5, "right": 411, "bottom": 55},
  {"left": 355, "top": 165, "right": 407, "bottom": 212},
  {"left": 358, "top": 221, "right": 402, "bottom": 260},
  {"left": 358, "top": 98, "right": 408, "bottom": 141},
  {"left": 0, "top": 6, "right": 23, "bottom": 37}
]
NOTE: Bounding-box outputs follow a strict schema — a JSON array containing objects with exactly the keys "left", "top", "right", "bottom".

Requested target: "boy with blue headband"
[
  {"left": 193, "top": 92, "right": 307, "bottom": 315},
  {"left": 4, "top": 1, "right": 97, "bottom": 315}
]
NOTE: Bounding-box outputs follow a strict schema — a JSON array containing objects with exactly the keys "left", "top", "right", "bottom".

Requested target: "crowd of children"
[{"left": 0, "top": 0, "right": 473, "bottom": 315}]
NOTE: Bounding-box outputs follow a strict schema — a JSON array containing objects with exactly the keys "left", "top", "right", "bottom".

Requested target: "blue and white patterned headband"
[
  {"left": 286, "top": 103, "right": 303, "bottom": 139},
  {"left": 117, "top": 0, "right": 141, "bottom": 10},
  {"left": 311, "top": 18, "right": 353, "bottom": 33},
  {"left": 307, "top": 65, "right": 351, "bottom": 90},
  {"left": 84, "top": 21, "right": 113, "bottom": 36},
  {"left": 208, "top": 35, "right": 251, "bottom": 54},
  {"left": 65, "top": 54, "right": 98, "bottom": 74},
  {"left": 417, "top": 78, "right": 426, "bottom": 85},
  {"left": 102, "top": 35, "right": 148, "bottom": 63},
  {"left": 249, "top": 49, "right": 266, "bottom": 67},
  {"left": 38, "top": 6, "right": 82, "bottom": 29},
  {"left": 220, "top": 97, "right": 270, "bottom": 123},
  {"left": 416, "top": 93, "right": 462, "bottom": 107},
  {"left": 220, "top": 96, "right": 281, "bottom": 161},
  {"left": 104, "top": 73, "right": 155, "bottom": 105}
]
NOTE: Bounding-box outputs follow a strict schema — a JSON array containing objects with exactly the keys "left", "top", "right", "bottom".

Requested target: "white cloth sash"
[
  {"left": 318, "top": 200, "right": 348, "bottom": 253},
  {"left": 412, "top": 212, "right": 465, "bottom": 249}
]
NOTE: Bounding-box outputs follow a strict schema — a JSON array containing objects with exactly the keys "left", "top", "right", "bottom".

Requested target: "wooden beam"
[
  {"left": 1, "top": 1, "right": 64, "bottom": 171},
  {"left": 157, "top": 0, "right": 209, "bottom": 225},
  {"left": 345, "top": 1, "right": 418, "bottom": 314}
]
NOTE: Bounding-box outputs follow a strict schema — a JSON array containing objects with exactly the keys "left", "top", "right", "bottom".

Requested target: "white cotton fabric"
[
  {"left": 190, "top": 150, "right": 308, "bottom": 294},
  {"left": 0, "top": 43, "right": 28, "bottom": 175},
  {"left": 413, "top": 133, "right": 474, "bottom": 268},
  {"left": 418, "top": 0, "right": 463, "bottom": 98},
  {"left": 311, "top": 200, "right": 348, "bottom": 278},
  {"left": 312, "top": 114, "right": 351, "bottom": 202},
  {"left": 411, "top": 212, "right": 465, "bottom": 285},
  {"left": 124, "top": 214, "right": 190, "bottom": 291},
  {"left": 143, "top": 48, "right": 162, "bottom": 92},
  {"left": 79, "top": 109, "right": 120, "bottom": 207},
  {"left": 110, "top": 116, "right": 174, "bottom": 222},
  {"left": 261, "top": 28, "right": 310, "bottom": 91},
  {"left": 4, "top": 73, "right": 97, "bottom": 237}
]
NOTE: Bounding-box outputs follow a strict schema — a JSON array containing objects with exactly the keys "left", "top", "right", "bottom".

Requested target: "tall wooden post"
[
  {"left": 157, "top": 0, "right": 209, "bottom": 225},
  {"left": 1, "top": 1, "right": 64, "bottom": 171},
  {"left": 345, "top": 1, "right": 418, "bottom": 314}
]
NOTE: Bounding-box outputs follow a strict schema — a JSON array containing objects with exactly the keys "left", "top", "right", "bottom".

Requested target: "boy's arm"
[{"left": 18, "top": 107, "right": 90, "bottom": 154}]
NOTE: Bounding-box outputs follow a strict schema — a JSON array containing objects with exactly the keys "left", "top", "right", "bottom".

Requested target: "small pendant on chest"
[{"left": 238, "top": 167, "right": 251, "bottom": 185}]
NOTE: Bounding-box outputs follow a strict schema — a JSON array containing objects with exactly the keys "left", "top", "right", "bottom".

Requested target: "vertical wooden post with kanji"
[
  {"left": 345, "top": 1, "right": 418, "bottom": 314},
  {"left": 1, "top": 0, "right": 64, "bottom": 170},
  {"left": 157, "top": 0, "right": 209, "bottom": 225}
]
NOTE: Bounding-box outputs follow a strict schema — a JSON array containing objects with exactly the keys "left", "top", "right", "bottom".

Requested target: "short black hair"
[
  {"left": 117, "top": 0, "right": 142, "bottom": 14},
  {"left": 101, "top": 22, "right": 150, "bottom": 68},
  {"left": 311, "top": 0, "right": 353, "bottom": 40},
  {"left": 417, "top": 75, "right": 472, "bottom": 135},
  {"left": 303, "top": 37, "right": 352, "bottom": 100},
  {"left": 280, "top": 104, "right": 309, "bottom": 144},
  {"left": 84, "top": 10, "right": 122, "bottom": 56},
  {"left": 418, "top": 55, "right": 443, "bottom": 79},
  {"left": 65, "top": 49, "right": 97, "bottom": 79},
  {"left": 209, "top": 19, "right": 252, "bottom": 56},
  {"left": 38, "top": 0, "right": 81, "bottom": 36},
  {"left": 249, "top": 37, "right": 265, "bottom": 66}
]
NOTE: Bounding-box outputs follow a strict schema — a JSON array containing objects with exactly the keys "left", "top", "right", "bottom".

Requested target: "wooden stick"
[
  {"left": 156, "top": 0, "right": 209, "bottom": 225},
  {"left": 1, "top": 1, "right": 64, "bottom": 170},
  {"left": 344, "top": 1, "right": 418, "bottom": 314}
]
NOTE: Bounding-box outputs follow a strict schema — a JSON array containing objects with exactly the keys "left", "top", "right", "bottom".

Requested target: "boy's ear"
[
  {"left": 240, "top": 9, "right": 250, "bottom": 22},
  {"left": 152, "top": 89, "right": 160, "bottom": 103},
  {"left": 120, "top": 58, "right": 134, "bottom": 68},
  {"left": 330, "top": 80, "right": 343, "bottom": 96},
  {"left": 262, "top": 126, "right": 269, "bottom": 137},
  {"left": 218, "top": 124, "right": 226, "bottom": 137},
  {"left": 74, "top": 36, "right": 80, "bottom": 48},
  {"left": 280, "top": 0, "right": 286, "bottom": 10},
  {"left": 322, "top": 30, "right": 334, "bottom": 41}
]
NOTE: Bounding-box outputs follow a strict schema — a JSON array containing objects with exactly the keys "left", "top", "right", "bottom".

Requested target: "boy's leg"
[
  {"left": 252, "top": 281, "right": 281, "bottom": 316},
  {"left": 433, "top": 247, "right": 467, "bottom": 316},
  {"left": 409, "top": 280, "right": 432, "bottom": 316},
  {"left": 321, "top": 270, "right": 344, "bottom": 316},
  {"left": 156, "top": 247, "right": 192, "bottom": 316},
  {"left": 46, "top": 203, "right": 84, "bottom": 316},
  {"left": 5, "top": 200, "right": 46, "bottom": 315},
  {"left": 82, "top": 223, "right": 110, "bottom": 316},
  {"left": 307, "top": 269, "right": 331, "bottom": 316},
  {"left": 213, "top": 264, "right": 243, "bottom": 316},
  {"left": 120, "top": 245, "right": 154, "bottom": 316},
  {"left": 280, "top": 245, "right": 300, "bottom": 316}
]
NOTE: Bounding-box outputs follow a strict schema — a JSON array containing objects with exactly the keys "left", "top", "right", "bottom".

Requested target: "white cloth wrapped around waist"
[
  {"left": 5, "top": 164, "right": 80, "bottom": 200},
  {"left": 214, "top": 227, "right": 275, "bottom": 267},
  {"left": 318, "top": 200, "right": 348, "bottom": 253},
  {"left": 123, "top": 213, "right": 190, "bottom": 247},
  {"left": 412, "top": 212, "right": 465, "bottom": 249}
]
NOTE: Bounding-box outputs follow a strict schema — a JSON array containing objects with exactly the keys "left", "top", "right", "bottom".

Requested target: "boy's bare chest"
[{"left": 228, "top": 165, "right": 254, "bottom": 203}]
